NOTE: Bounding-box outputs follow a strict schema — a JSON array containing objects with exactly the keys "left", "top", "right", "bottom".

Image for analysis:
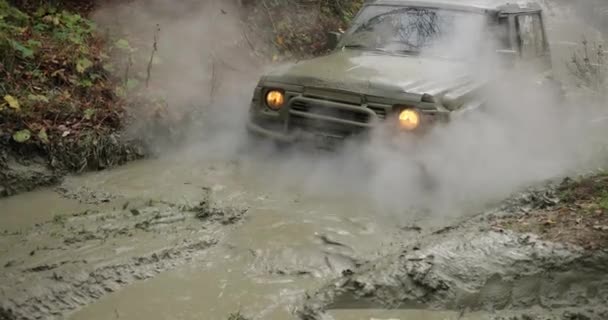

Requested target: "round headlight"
[
  {"left": 265, "top": 90, "right": 285, "bottom": 110},
  {"left": 398, "top": 109, "right": 420, "bottom": 130}
]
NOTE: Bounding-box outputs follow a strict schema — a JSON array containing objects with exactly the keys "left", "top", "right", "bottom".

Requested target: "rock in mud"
[
  {"left": 297, "top": 228, "right": 608, "bottom": 320},
  {"left": 190, "top": 199, "right": 248, "bottom": 225}
]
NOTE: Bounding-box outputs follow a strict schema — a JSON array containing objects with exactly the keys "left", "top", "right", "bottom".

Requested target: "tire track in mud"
[{"left": 0, "top": 193, "right": 247, "bottom": 320}]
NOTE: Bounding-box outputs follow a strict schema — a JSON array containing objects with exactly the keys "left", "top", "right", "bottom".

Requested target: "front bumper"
[
  {"left": 246, "top": 119, "right": 295, "bottom": 143},
  {"left": 245, "top": 86, "right": 445, "bottom": 148}
]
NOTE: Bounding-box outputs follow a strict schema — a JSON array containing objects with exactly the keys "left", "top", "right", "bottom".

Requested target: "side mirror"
[{"left": 327, "top": 31, "right": 343, "bottom": 50}]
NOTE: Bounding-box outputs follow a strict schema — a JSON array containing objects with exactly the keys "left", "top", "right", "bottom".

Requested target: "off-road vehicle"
[{"left": 246, "top": 0, "right": 558, "bottom": 149}]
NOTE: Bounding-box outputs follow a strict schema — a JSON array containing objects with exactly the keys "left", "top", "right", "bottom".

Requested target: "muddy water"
[
  {"left": 0, "top": 149, "right": 476, "bottom": 320},
  {"left": 62, "top": 153, "right": 427, "bottom": 320},
  {"left": 0, "top": 190, "right": 89, "bottom": 231}
]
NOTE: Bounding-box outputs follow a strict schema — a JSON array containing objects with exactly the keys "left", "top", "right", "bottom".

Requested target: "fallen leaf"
[
  {"left": 38, "top": 128, "right": 49, "bottom": 144},
  {"left": 76, "top": 58, "right": 93, "bottom": 73},
  {"left": 62, "top": 130, "right": 70, "bottom": 137},
  {"left": 83, "top": 108, "right": 95, "bottom": 120},
  {"left": 115, "top": 39, "right": 131, "bottom": 51},
  {"left": 126, "top": 78, "right": 139, "bottom": 90},
  {"left": 13, "top": 129, "right": 31, "bottom": 143},
  {"left": 4, "top": 95, "right": 20, "bottom": 110},
  {"left": 543, "top": 219, "right": 555, "bottom": 226},
  {"left": 27, "top": 94, "right": 49, "bottom": 103}
]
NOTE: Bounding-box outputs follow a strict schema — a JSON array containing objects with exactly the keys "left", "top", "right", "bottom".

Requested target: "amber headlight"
[
  {"left": 398, "top": 108, "right": 420, "bottom": 130},
  {"left": 265, "top": 89, "right": 285, "bottom": 110}
]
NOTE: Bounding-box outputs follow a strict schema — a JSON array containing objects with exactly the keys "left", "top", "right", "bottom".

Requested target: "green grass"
[{"left": 599, "top": 191, "right": 608, "bottom": 210}]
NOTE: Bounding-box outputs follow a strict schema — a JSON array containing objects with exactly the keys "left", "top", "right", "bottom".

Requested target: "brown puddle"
[{"left": 2, "top": 153, "right": 450, "bottom": 320}]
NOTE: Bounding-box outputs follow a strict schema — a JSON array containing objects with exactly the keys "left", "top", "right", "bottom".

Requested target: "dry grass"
[{"left": 494, "top": 174, "right": 608, "bottom": 250}]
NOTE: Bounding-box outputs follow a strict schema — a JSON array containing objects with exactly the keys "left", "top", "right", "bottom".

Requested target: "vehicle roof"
[{"left": 367, "top": 0, "right": 541, "bottom": 13}]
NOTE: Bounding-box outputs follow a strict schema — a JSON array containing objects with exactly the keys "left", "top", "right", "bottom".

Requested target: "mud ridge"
[
  {"left": 0, "top": 195, "right": 247, "bottom": 320},
  {"left": 296, "top": 185, "right": 608, "bottom": 320}
]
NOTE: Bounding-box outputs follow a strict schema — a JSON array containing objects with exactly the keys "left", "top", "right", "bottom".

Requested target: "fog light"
[
  {"left": 265, "top": 90, "right": 285, "bottom": 110},
  {"left": 398, "top": 109, "right": 420, "bottom": 130}
]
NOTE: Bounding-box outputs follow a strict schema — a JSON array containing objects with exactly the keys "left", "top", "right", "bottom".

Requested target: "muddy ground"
[
  {"left": 0, "top": 185, "right": 246, "bottom": 319},
  {"left": 1, "top": 157, "right": 607, "bottom": 320},
  {"left": 0, "top": 154, "right": 423, "bottom": 320},
  {"left": 298, "top": 183, "right": 608, "bottom": 320},
  {"left": 0, "top": 135, "right": 147, "bottom": 198}
]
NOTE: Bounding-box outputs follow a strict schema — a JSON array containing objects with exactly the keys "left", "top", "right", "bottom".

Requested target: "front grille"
[
  {"left": 289, "top": 116, "right": 362, "bottom": 137},
  {"left": 291, "top": 101, "right": 371, "bottom": 123},
  {"left": 288, "top": 97, "right": 373, "bottom": 137},
  {"left": 368, "top": 106, "right": 388, "bottom": 119}
]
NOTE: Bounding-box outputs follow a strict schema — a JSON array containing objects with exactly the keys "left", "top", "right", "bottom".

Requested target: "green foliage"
[
  {"left": 0, "top": 2, "right": 97, "bottom": 70},
  {"left": 0, "top": 0, "right": 29, "bottom": 26},
  {"left": 8, "top": 38, "right": 34, "bottom": 58},
  {"left": 0, "top": 0, "right": 132, "bottom": 148},
  {"left": 599, "top": 190, "right": 608, "bottom": 211}
]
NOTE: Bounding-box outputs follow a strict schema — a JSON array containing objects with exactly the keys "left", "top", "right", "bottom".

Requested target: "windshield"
[{"left": 340, "top": 5, "right": 508, "bottom": 59}]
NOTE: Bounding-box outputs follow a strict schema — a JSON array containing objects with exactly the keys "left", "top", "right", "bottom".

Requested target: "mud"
[
  {"left": 0, "top": 147, "right": 61, "bottom": 198},
  {"left": 0, "top": 188, "right": 246, "bottom": 320},
  {"left": 0, "top": 133, "right": 147, "bottom": 199},
  {"left": 296, "top": 188, "right": 608, "bottom": 320},
  {"left": 2, "top": 156, "right": 608, "bottom": 320}
]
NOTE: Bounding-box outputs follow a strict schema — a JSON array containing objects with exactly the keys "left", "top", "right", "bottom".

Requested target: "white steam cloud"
[{"left": 92, "top": 0, "right": 608, "bottom": 220}]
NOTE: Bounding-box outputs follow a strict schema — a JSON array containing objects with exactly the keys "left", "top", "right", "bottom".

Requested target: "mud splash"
[{"left": 0, "top": 190, "right": 246, "bottom": 320}]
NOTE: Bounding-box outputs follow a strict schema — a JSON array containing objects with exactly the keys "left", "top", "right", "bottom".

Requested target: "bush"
[
  {"left": 568, "top": 38, "right": 606, "bottom": 95},
  {"left": 244, "top": 0, "right": 364, "bottom": 58}
]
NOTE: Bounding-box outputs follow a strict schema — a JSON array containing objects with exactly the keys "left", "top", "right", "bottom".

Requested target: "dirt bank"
[
  {"left": 0, "top": 0, "right": 154, "bottom": 197},
  {"left": 0, "top": 187, "right": 247, "bottom": 320},
  {"left": 0, "top": 135, "right": 147, "bottom": 197},
  {"left": 494, "top": 174, "right": 608, "bottom": 251},
  {"left": 296, "top": 183, "right": 608, "bottom": 320}
]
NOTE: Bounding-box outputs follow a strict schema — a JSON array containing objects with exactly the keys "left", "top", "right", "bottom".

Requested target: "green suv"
[{"left": 246, "top": 0, "right": 557, "bottom": 149}]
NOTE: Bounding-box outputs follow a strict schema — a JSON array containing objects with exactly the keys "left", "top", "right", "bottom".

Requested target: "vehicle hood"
[{"left": 263, "top": 49, "right": 486, "bottom": 109}]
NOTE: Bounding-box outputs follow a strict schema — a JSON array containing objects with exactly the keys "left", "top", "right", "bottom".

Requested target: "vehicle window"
[
  {"left": 493, "top": 17, "right": 511, "bottom": 50},
  {"left": 516, "top": 14, "right": 546, "bottom": 58},
  {"left": 341, "top": 5, "right": 507, "bottom": 59}
]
